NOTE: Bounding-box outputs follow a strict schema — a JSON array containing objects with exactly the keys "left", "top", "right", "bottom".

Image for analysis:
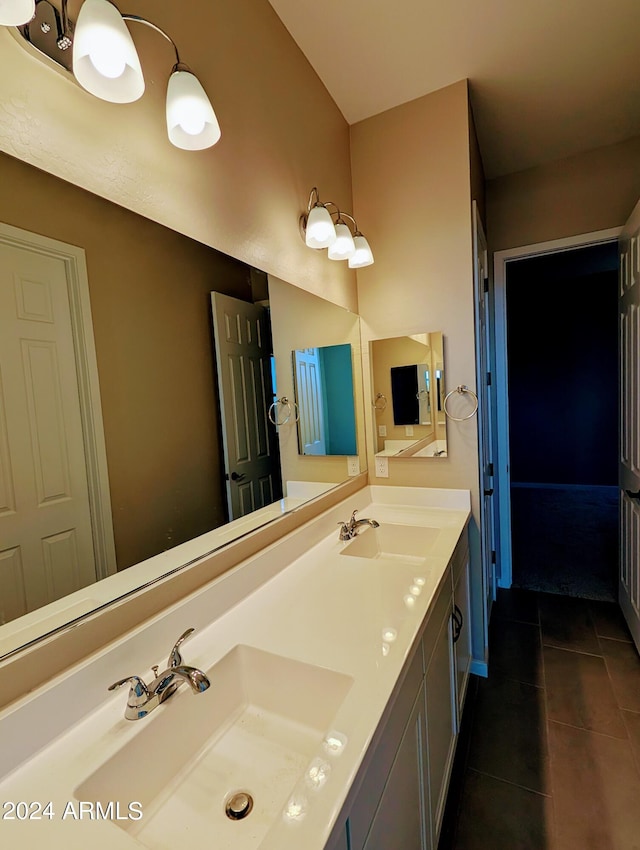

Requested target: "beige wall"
[
  {"left": 0, "top": 0, "right": 357, "bottom": 312},
  {"left": 487, "top": 135, "right": 640, "bottom": 252},
  {"left": 351, "top": 80, "right": 479, "bottom": 501},
  {"left": 269, "top": 276, "right": 366, "bottom": 485},
  {"left": 351, "top": 80, "right": 485, "bottom": 661},
  {"left": 0, "top": 151, "right": 255, "bottom": 569},
  {"left": 469, "top": 106, "right": 486, "bottom": 228}
]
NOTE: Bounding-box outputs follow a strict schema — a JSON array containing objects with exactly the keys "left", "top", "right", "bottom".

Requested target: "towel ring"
[
  {"left": 443, "top": 385, "right": 478, "bottom": 421},
  {"left": 268, "top": 396, "right": 300, "bottom": 426},
  {"left": 372, "top": 392, "right": 387, "bottom": 411}
]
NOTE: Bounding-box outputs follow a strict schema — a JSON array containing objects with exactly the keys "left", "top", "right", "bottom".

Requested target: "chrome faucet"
[
  {"left": 108, "top": 627, "right": 210, "bottom": 720},
  {"left": 338, "top": 510, "right": 380, "bottom": 541}
]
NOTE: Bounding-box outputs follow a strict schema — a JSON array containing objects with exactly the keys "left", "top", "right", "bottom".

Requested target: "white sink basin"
[
  {"left": 76, "top": 645, "right": 353, "bottom": 850},
  {"left": 340, "top": 523, "right": 441, "bottom": 564}
]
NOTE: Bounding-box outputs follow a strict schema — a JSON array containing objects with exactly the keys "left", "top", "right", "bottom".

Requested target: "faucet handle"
[
  {"left": 168, "top": 627, "right": 196, "bottom": 668},
  {"left": 108, "top": 675, "right": 150, "bottom": 707}
]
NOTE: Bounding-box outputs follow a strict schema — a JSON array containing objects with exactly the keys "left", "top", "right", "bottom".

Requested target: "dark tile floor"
[{"left": 438, "top": 588, "right": 640, "bottom": 850}]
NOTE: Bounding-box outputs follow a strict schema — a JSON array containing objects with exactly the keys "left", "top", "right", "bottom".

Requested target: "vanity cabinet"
[
  {"left": 423, "top": 577, "right": 457, "bottom": 847},
  {"left": 325, "top": 826, "right": 349, "bottom": 850},
  {"left": 342, "top": 533, "right": 470, "bottom": 850},
  {"left": 362, "top": 686, "right": 427, "bottom": 850},
  {"left": 453, "top": 551, "right": 472, "bottom": 718}
]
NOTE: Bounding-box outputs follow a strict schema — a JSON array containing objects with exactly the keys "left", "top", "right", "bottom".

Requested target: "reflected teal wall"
[{"left": 319, "top": 345, "right": 357, "bottom": 455}]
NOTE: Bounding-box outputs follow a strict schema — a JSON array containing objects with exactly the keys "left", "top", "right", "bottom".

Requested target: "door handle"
[
  {"left": 230, "top": 472, "right": 246, "bottom": 482},
  {"left": 484, "top": 488, "right": 494, "bottom": 497},
  {"left": 625, "top": 489, "right": 640, "bottom": 501}
]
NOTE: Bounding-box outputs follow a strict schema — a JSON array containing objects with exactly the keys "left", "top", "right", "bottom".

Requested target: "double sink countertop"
[{"left": 0, "top": 485, "right": 470, "bottom": 850}]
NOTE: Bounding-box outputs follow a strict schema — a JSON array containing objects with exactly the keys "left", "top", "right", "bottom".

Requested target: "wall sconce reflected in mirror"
[
  {"left": 4, "top": 0, "right": 221, "bottom": 150},
  {"left": 0, "top": 0, "right": 35, "bottom": 25},
  {"left": 299, "top": 187, "right": 374, "bottom": 268}
]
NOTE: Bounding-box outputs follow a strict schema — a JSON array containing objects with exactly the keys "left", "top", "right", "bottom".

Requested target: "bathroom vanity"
[{"left": 0, "top": 484, "right": 470, "bottom": 850}]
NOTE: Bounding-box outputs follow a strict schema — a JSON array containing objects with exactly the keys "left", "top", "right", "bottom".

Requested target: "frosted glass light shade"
[
  {"left": 73, "top": 0, "right": 144, "bottom": 103},
  {"left": 348, "top": 234, "right": 374, "bottom": 268},
  {"left": 0, "top": 0, "right": 34, "bottom": 25},
  {"left": 328, "top": 222, "right": 356, "bottom": 260},
  {"left": 305, "top": 205, "right": 336, "bottom": 249},
  {"left": 166, "top": 70, "right": 221, "bottom": 150}
]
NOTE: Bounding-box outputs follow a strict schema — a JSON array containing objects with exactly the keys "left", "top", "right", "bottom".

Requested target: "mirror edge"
[{"left": 0, "top": 472, "right": 368, "bottom": 709}]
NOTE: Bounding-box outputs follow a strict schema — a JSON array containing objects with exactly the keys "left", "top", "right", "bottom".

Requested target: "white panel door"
[
  {"left": 293, "top": 347, "right": 326, "bottom": 455},
  {"left": 211, "top": 292, "right": 281, "bottom": 520},
  {"left": 619, "top": 199, "right": 640, "bottom": 650},
  {"left": 0, "top": 243, "right": 96, "bottom": 623}
]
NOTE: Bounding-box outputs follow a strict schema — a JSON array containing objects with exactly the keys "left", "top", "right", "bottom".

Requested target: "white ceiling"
[{"left": 268, "top": 0, "right": 640, "bottom": 179}]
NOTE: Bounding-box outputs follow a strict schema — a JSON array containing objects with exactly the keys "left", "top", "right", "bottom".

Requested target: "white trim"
[
  {"left": 0, "top": 221, "right": 116, "bottom": 579},
  {"left": 472, "top": 201, "right": 492, "bottom": 666},
  {"left": 470, "top": 659, "right": 488, "bottom": 677},
  {"left": 493, "top": 227, "right": 621, "bottom": 588}
]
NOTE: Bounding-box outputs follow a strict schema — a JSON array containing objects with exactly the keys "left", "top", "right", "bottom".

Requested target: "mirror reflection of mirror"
[
  {"left": 269, "top": 276, "right": 366, "bottom": 487},
  {"left": 292, "top": 344, "right": 357, "bottom": 456},
  {"left": 370, "top": 331, "right": 447, "bottom": 458},
  {"left": 0, "top": 150, "right": 365, "bottom": 660}
]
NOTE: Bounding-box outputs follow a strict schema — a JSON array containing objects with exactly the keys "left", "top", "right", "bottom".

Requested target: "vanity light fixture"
[
  {"left": 7, "top": 0, "right": 221, "bottom": 150},
  {"left": 0, "top": 0, "right": 34, "bottom": 25},
  {"left": 300, "top": 187, "right": 374, "bottom": 267}
]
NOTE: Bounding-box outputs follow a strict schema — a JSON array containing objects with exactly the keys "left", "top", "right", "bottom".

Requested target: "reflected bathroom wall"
[
  {"left": 269, "top": 276, "right": 366, "bottom": 487},
  {"left": 370, "top": 332, "right": 447, "bottom": 458}
]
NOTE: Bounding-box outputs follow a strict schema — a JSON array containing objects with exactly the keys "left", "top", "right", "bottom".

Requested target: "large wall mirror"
[
  {"left": 0, "top": 150, "right": 366, "bottom": 660},
  {"left": 370, "top": 332, "right": 447, "bottom": 458}
]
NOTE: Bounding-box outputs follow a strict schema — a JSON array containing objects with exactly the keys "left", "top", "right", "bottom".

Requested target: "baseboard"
[{"left": 470, "top": 658, "right": 488, "bottom": 677}]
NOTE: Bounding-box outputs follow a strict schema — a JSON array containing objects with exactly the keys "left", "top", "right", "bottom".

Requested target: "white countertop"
[{"left": 0, "top": 486, "right": 470, "bottom": 850}]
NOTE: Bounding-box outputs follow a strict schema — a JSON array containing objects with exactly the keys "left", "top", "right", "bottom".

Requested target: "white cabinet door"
[
  {"left": 363, "top": 686, "right": 428, "bottom": 850},
  {"left": 453, "top": 555, "right": 472, "bottom": 721},
  {"left": 424, "top": 605, "right": 457, "bottom": 848}
]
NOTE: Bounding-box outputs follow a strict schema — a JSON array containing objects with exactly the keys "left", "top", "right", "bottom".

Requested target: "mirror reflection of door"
[
  {"left": 292, "top": 344, "right": 357, "bottom": 457},
  {"left": 210, "top": 292, "right": 282, "bottom": 520},
  {"left": 0, "top": 239, "right": 99, "bottom": 624},
  {"left": 293, "top": 348, "right": 326, "bottom": 455}
]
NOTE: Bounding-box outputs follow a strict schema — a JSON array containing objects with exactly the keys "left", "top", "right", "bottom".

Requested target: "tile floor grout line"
[
  {"left": 537, "top": 593, "right": 559, "bottom": 850},
  {"left": 465, "top": 765, "right": 553, "bottom": 799},
  {"left": 540, "top": 642, "right": 606, "bottom": 659},
  {"left": 547, "top": 716, "right": 630, "bottom": 742}
]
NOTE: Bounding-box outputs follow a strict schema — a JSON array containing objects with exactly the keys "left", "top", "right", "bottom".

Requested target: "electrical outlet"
[
  {"left": 405, "top": 425, "right": 414, "bottom": 436},
  {"left": 378, "top": 425, "right": 387, "bottom": 437},
  {"left": 375, "top": 455, "right": 389, "bottom": 478},
  {"left": 347, "top": 456, "right": 360, "bottom": 476}
]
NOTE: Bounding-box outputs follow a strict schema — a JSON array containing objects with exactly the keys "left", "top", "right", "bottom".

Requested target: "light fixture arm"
[
  {"left": 306, "top": 187, "right": 319, "bottom": 211},
  {"left": 330, "top": 209, "right": 361, "bottom": 234},
  {"left": 121, "top": 14, "right": 181, "bottom": 67}
]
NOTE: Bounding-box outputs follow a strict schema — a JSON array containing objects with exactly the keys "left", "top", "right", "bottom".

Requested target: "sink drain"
[{"left": 225, "top": 791, "right": 254, "bottom": 821}]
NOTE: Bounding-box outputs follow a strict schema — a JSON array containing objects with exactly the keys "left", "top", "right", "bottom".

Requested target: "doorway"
[
  {"left": 493, "top": 228, "right": 622, "bottom": 596},
  {"left": 506, "top": 243, "right": 619, "bottom": 599}
]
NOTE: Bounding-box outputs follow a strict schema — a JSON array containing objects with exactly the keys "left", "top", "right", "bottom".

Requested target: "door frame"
[
  {"left": 0, "top": 221, "right": 116, "bottom": 580},
  {"left": 493, "top": 226, "right": 621, "bottom": 588}
]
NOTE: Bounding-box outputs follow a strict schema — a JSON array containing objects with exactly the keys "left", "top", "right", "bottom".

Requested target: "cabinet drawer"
[{"left": 347, "top": 648, "right": 423, "bottom": 850}]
